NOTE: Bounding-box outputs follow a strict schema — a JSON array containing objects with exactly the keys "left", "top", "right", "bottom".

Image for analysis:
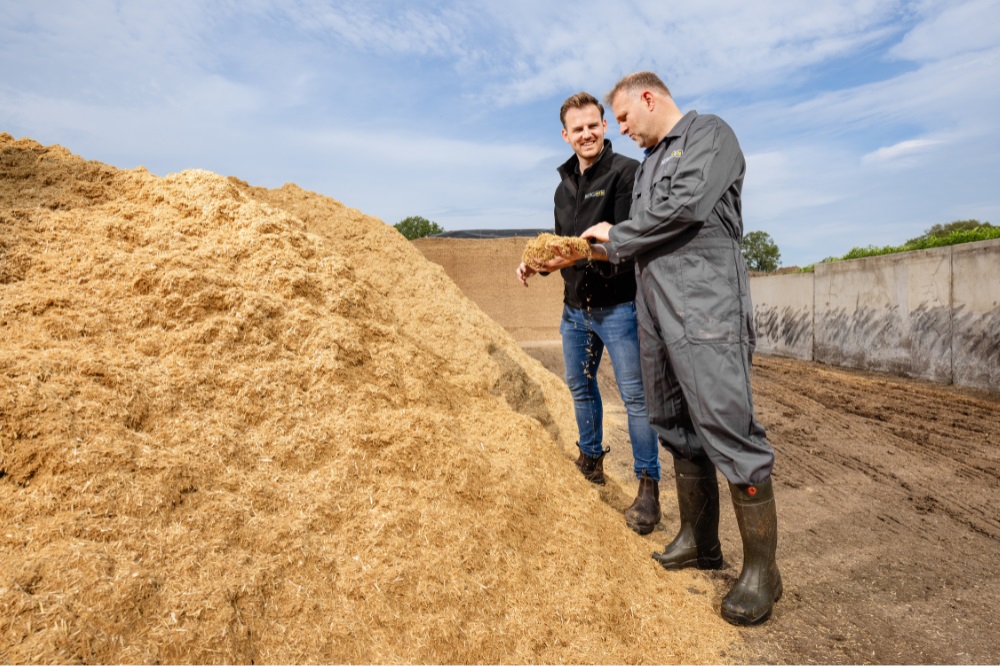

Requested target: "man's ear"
[
  {"left": 641, "top": 90, "right": 655, "bottom": 110},
  {"left": 561, "top": 128, "right": 571, "bottom": 144}
]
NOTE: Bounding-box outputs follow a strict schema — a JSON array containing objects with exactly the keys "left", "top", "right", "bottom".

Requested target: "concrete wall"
[
  {"left": 415, "top": 236, "right": 1000, "bottom": 393},
  {"left": 951, "top": 240, "right": 1000, "bottom": 392},
  {"left": 413, "top": 236, "right": 564, "bottom": 342},
  {"left": 813, "top": 248, "right": 954, "bottom": 383},
  {"left": 750, "top": 238, "right": 999, "bottom": 392},
  {"left": 749, "top": 273, "right": 814, "bottom": 361}
]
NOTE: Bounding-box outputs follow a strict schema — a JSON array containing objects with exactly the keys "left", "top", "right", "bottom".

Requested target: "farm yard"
[{"left": 521, "top": 342, "right": 1000, "bottom": 664}]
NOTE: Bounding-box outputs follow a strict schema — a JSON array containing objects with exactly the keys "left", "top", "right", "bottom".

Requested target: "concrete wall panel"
[
  {"left": 749, "top": 273, "right": 814, "bottom": 360},
  {"left": 951, "top": 240, "right": 1000, "bottom": 392},
  {"left": 414, "top": 236, "right": 564, "bottom": 342},
  {"left": 813, "top": 249, "right": 953, "bottom": 382}
]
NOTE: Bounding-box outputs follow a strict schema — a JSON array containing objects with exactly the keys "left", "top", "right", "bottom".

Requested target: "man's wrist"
[{"left": 590, "top": 243, "right": 609, "bottom": 262}]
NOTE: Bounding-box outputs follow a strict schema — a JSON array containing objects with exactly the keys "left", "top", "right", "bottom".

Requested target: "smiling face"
[{"left": 561, "top": 104, "right": 607, "bottom": 168}]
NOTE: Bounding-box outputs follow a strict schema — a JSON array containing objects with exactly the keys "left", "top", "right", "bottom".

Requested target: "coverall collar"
[{"left": 643, "top": 110, "right": 700, "bottom": 157}]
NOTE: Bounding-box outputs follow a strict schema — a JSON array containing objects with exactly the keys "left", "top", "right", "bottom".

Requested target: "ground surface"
[{"left": 521, "top": 342, "right": 1000, "bottom": 665}]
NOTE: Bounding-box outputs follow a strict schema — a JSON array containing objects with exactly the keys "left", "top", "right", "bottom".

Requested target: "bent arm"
[{"left": 608, "top": 118, "right": 743, "bottom": 263}]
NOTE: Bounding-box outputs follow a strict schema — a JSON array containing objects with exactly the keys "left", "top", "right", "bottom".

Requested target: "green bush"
[
  {"left": 394, "top": 215, "right": 444, "bottom": 240},
  {"left": 798, "top": 220, "right": 997, "bottom": 272}
]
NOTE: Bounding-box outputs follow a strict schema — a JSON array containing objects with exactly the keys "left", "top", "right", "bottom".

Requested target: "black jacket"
[{"left": 554, "top": 140, "right": 639, "bottom": 309}]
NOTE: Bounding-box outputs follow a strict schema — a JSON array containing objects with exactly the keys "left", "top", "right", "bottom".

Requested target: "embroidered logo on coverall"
[{"left": 660, "top": 149, "right": 683, "bottom": 166}]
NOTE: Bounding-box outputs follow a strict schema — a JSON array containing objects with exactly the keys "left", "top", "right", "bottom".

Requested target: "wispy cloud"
[
  {"left": 474, "top": 0, "right": 910, "bottom": 104},
  {"left": 862, "top": 138, "right": 943, "bottom": 165}
]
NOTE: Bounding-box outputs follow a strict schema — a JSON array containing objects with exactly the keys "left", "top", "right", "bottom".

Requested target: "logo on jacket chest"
[
  {"left": 583, "top": 189, "right": 606, "bottom": 200},
  {"left": 660, "top": 149, "right": 683, "bottom": 166}
]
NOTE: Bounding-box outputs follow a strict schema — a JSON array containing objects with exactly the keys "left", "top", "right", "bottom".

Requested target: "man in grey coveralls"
[{"left": 556, "top": 71, "right": 782, "bottom": 626}]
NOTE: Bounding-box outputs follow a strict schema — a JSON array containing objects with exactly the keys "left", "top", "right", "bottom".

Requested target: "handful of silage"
[{"left": 521, "top": 233, "right": 592, "bottom": 271}]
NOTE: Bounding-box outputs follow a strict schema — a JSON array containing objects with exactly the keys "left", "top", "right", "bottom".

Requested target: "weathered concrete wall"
[
  {"left": 749, "top": 273, "right": 814, "bottom": 360},
  {"left": 950, "top": 240, "right": 1000, "bottom": 392},
  {"left": 750, "top": 238, "right": 999, "bottom": 392},
  {"left": 813, "top": 248, "right": 954, "bottom": 383}
]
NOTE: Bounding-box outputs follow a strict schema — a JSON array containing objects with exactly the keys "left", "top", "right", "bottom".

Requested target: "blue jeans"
[{"left": 560, "top": 302, "right": 661, "bottom": 481}]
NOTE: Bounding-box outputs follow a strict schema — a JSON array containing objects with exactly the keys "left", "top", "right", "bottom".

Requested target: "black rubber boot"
[
  {"left": 574, "top": 445, "right": 609, "bottom": 485},
  {"left": 624, "top": 471, "right": 661, "bottom": 535},
  {"left": 721, "top": 479, "right": 783, "bottom": 626},
  {"left": 652, "top": 457, "right": 723, "bottom": 570}
]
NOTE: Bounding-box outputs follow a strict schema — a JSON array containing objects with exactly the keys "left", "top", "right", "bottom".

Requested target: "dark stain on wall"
[
  {"left": 750, "top": 240, "right": 999, "bottom": 392},
  {"left": 952, "top": 305, "right": 1000, "bottom": 391},
  {"left": 815, "top": 303, "right": 953, "bottom": 383},
  {"left": 753, "top": 305, "right": 812, "bottom": 356}
]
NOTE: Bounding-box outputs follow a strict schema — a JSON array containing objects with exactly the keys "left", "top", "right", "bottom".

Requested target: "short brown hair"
[
  {"left": 604, "top": 72, "right": 671, "bottom": 106},
  {"left": 559, "top": 92, "right": 604, "bottom": 127}
]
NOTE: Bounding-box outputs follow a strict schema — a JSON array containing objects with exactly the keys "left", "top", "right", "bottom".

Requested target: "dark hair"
[
  {"left": 559, "top": 92, "right": 604, "bottom": 127},
  {"left": 605, "top": 72, "right": 671, "bottom": 105}
]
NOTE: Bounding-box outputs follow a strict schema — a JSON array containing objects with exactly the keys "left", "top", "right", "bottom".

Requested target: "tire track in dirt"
[
  {"left": 744, "top": 356, "right": 1000, "bottom": 663},
  {"left": 755, "top": 357, "right": 1000, "bottom": 543}
]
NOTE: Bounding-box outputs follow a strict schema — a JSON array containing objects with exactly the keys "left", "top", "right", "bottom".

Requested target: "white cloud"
[
  {"left": 861, "top": 138, "right": 943, "bottom": 165},
  {"left": 891, "top": 0, "right": 1000, "bottom": 61},
  {"left": 744, "top": 150, "right": 847, "bottom": 220},
  {"left": 292, "top": 1, "right": 471, "bottom": 58},
  {"left": 474, "top": 0, "right": 908, "bottom": 104}
]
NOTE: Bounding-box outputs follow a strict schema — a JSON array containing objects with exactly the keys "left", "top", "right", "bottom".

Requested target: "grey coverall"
[{"left": 606, "top": 110, "right": 774, "bottom": 485}]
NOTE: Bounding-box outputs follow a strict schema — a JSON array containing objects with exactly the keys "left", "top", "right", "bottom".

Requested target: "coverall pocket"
[
  {"left": 655, "top": 155, "right": 680, "bottom": 179},
  {"left": 651, "top": 160, "right": 678, "bottom": 193},
  {"left": 679, "top": 252, "right": 739, "bottom": 343}
]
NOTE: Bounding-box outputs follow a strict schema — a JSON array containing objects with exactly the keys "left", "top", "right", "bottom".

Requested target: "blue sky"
[{"left": 2, "top": 0, "right": 998, "bottom": 267}]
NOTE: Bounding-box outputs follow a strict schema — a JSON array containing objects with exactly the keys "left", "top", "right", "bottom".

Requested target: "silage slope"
[{"left": 0, "top": 134, "right": 736, "bottom": 664}]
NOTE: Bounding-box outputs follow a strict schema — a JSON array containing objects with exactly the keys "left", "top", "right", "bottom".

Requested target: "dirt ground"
[{"left": 520, "top": 341, "right": 1000, "bottom": 665}]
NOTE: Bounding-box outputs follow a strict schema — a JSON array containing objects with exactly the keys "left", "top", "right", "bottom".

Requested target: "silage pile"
[{"left": 0, "top": 133, "right": 737, "bottom": 664}]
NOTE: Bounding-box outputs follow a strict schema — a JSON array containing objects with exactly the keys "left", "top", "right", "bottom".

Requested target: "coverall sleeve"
[{"left": 607, "top": 117, "right": 742, "bottom": 263}]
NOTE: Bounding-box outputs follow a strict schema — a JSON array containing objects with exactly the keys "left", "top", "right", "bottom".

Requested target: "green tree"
[
  {"left": 742, "top": 230, "right": 781, "bottom": 272},
  {"left": 394, "top": 215, "right": 444, "bottom": 240}
]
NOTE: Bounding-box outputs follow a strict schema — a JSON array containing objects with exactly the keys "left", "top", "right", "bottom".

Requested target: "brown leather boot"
[
  {"left": 574, "top": 446, "right": 609, "bottom": 485},
  {"left": 721, "top": 479, "right": 783, "bottom": 626},
  {"left": 624, "top": 471, "right": 661, "bottom": 535},
  {"left": 652, "top": 456, "right": 724, "bottom": 570}
]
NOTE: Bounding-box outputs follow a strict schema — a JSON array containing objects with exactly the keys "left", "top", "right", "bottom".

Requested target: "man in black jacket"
[{"left": 517, "top": 92, "right": 661, "bottom": 535}]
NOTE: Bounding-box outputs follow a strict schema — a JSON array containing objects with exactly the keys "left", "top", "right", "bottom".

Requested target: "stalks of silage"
[
  {"left": 521, "top": 233, "right": 592, "bottom": 271},
  {"left": 0, "top": 133, "right": 739, "bottom": 664}
]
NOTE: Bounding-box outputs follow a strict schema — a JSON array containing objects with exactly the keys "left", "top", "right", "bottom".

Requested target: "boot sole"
[
  {"left": 721, "top": 606, "right": 772, "bottom": 626},
  {"left": 721, "top": 573, "right": 782, "bottom": 626},
  {"left": 577, "top": 471, "right": 605, "bottom": 485},
  {"left": 652, "top": 553, "right": 724, "bottom": 571}
]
